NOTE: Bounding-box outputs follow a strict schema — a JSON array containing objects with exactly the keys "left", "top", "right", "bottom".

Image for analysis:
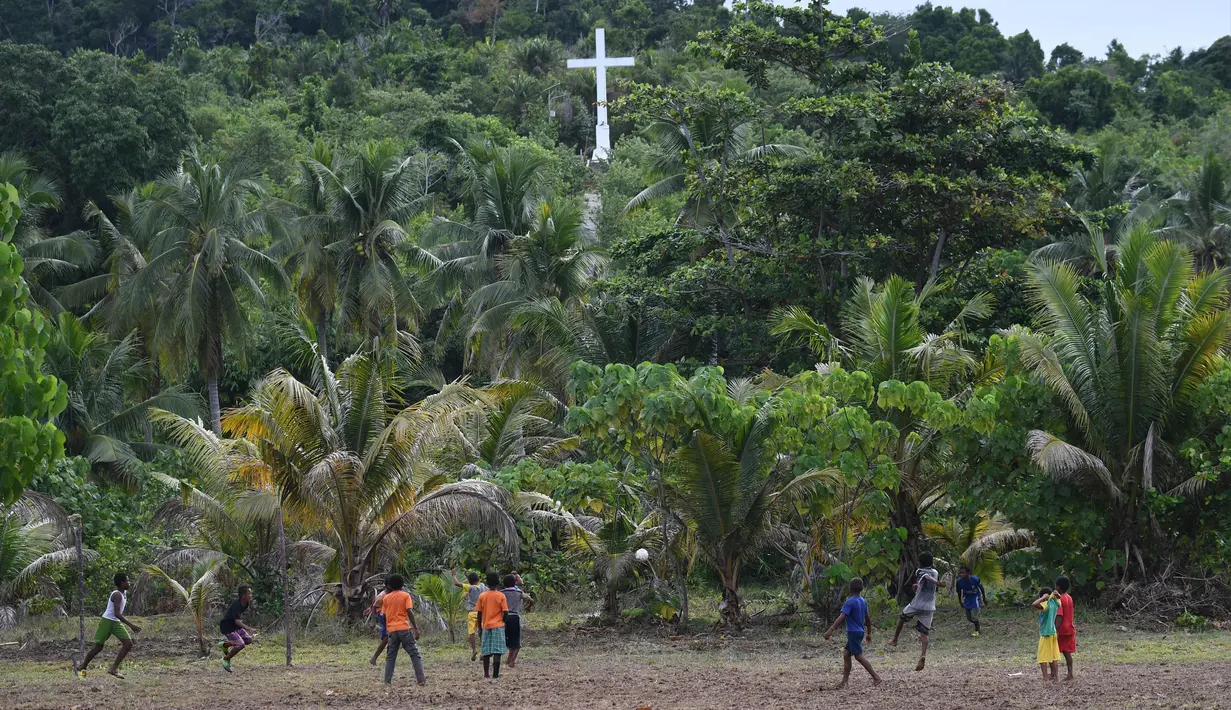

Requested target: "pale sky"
[{"left": 819, "top": 1, "right": 1231, "bottom": 58}]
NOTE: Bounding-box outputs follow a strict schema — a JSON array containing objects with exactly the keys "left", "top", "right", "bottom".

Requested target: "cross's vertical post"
[{"left": 567, "top": 28, "right": 635, "bottom": 162}]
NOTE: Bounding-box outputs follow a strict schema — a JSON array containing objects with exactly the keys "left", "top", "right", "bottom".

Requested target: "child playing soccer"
[
  {"left": 956, "top": 565, "right": 987, "bottom": 637},
  {"left": 366, "top": 585, "right": 388, "bottom": 666},
  {"left": 889, "top": 551, "right": 940, "bottom": 671},
  {"left": 823, "top": 577, "right": 882, "bottom": 689},
  {"left": 218, "top": 585, "right": 258, "bottom": 672},
  {"left": 1033, "top": 586, "right": 1062, "bottom": 683},
  {"left": 475, "top": 572, "right": 509, "bottom": 679},
  {"left": 75, "top": 572, "right": 141, "bottom": 679},
  {"left": 501, "top": 573, "right": 532, "bottom": 668},
  {"left": 380, "top": 574, "right": 426, "bottom": 685},
  {"left": 452, "top": 570, "right": 486, "bottom": 661},
  {"left": 1055, "top": 576, "right": 1076, "bottom": 680}
]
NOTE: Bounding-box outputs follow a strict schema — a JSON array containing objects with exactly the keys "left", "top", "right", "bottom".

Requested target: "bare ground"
[{"left": 2, "top": 617, "right": 1228, "bottom": 709}]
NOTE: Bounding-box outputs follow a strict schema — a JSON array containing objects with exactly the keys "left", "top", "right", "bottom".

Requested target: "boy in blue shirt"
[
  {"left": 823, "top": 577, "right": 882, "bottom": 689},
  {"left": 956, "top": 565, "right": 987, "bottom": 637}
]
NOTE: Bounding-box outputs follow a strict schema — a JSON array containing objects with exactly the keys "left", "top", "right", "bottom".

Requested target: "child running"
[
  {"left": 475, "top": 572, "right": 509, "bottom": 679},
  {"left": 75, "top": 572, "right": 141, "bottom": 679},
  {"left": 452, "top": 570, "right": 486, "bottom": 661},
  {"left": 1033, "top": 586, "right": 1062, "bottom": 683},
  {"left": 218, "top": 585, "right": 258, "bottom": 672},
  {"left": 367, "top": 584, "right": 388, "bottom": 666},
  {"left": 380, "top": 574, "right": 426, "bottom": 686},
  {"left": 956, "top": 565, "right": 987, "bottom": 637},
  {"left": 501, "top": 573, "right": 532, "bottom": 668},
  {"left": 1055, "top": 576, "right": 1076, "bottom": 680},
  {"left": 889, "top": 551, "right": 940, "bottom": 671},
  {"left": 823, "top": 577, "right": 882, "bottom": 689}
]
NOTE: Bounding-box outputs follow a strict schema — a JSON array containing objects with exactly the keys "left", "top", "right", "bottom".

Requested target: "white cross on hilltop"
[{"left": 567, "top": 28, "right": 635, "bottom": 163}]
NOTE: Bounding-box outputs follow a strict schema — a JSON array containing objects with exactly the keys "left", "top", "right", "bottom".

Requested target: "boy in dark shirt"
[
  {"left": 218, "top": 585, "right": 258, "bottom": 672},
  {"left": 823, "top": 577, "right": 882, "bottom": 689}
]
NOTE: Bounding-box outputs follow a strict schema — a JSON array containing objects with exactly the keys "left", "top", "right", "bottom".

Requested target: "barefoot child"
[
  {"left": 75, "top": 572, "right": 141, "bottom": 679},
  {"left": 956, "top": 565, "right": 987, "bottom": 637},
  {"left": 367, "top": 584, "right": 388, "bottom": 666},
  {"left": 218, "top": 585, "right": 258, "bottom": 672},
  {"left": 823, "top": 577, "right": 882, "bottom": 689},
  {"left": 1033, "top": 587, "right": 1062, "bottom": 683},
  {"left": 380, "top": 574, "right": 426, "bottom": 686},
  {"left": 475, "top": 572, "right": 509, "bottom": 679},
  {"left": 1055, "top": 576, "right": 1076, "bottom": 679},
  {"left": 889, "top": 551, "right": 940, "bottom": 671},
  {"left": 501, "top": 574, "right": 531, "bottom": 668},
  {"left": 452, "top": 570, "right": 486, "bottom": 661}
]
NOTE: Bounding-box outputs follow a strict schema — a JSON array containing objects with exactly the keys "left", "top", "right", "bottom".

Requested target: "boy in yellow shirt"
[{"left": 452, "top": 570, "right": 485, "bottom": 661}]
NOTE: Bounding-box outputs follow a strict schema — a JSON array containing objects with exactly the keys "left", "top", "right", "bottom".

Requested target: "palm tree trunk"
[
  {"left": 278, "top": 503, "right": 292, "bottom": 666},
  {"left": 207, "top": 373, "right": 221, "bottom": 434},
  {"left": 315, "top": 313, "right": 329, "bottom": 366},
  {"left": 196, "top": 617, "right": 206, "bottom": 657}
]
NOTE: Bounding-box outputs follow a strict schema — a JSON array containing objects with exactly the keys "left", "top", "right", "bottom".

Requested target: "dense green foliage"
[{"left": 1, "top": 0, "right": 1229, "bottom": 627}]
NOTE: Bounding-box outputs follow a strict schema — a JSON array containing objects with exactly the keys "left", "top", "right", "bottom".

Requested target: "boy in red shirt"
[
  {"left": 1055, "top": 575, "right": 1076, "bottom": 680},
  {"left": 380, "top": 574, "right": 426, "bottom": 686}
]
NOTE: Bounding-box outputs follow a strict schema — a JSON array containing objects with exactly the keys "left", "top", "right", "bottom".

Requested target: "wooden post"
[
  {"left": 71, "top": 514, "right": 84, "bottom": 669},
  {"left": 278, "top": 503, "right": 292, "bottom": 667}
]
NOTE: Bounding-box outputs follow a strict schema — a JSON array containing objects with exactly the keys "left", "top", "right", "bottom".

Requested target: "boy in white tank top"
[{"left": 75, "top": 572, "right": 142, "bottom": 679}]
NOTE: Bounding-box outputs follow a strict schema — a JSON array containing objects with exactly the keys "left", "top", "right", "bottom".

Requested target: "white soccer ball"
[{"left": 635, "top": 548, "right": 650, "bottom": 562}]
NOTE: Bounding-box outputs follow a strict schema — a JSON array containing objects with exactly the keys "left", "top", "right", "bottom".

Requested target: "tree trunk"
[
  {"left": 891, "top": 489, "right": 925, "bottom": 604},
  {"left": 278, "top": 503, "right": 292, "bottom": 666},
  {"left": 603, "top": 582, "right": 620, "bottom": 619},
  {"left": 207, "top": 374, "right": 221, "bottom": 435},
  {"left": 927, "top": 229, "right": 947, "bottom": 285},
  {"left": 718, "top": 581, "right": 745, "bottom": 630},
  {"left": 74, "top": 515, "right": 85, "bottom": 668},
  {"left": 196, "top": 618, "right": 207, "bottom": 657},
  {"left": 315, "top": 313, "right": 329, "bottom": 366}
]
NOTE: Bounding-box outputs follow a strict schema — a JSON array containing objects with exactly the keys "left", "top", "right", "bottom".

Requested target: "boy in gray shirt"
[{"left": 889, "top": 551, "right": 940, "bottom": 671}]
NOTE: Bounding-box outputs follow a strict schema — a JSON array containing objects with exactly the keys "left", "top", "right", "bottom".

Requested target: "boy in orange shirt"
[
  {"left": 379, "top": 574, "right": 426, "bottom": 686},
  {"left": 475, "top": 572, "right": 509, "bottom": 679}
]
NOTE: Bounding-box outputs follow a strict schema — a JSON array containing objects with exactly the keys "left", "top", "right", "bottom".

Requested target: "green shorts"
[{"left": 94, "top": 618, "right": 130, "bottom": 643}]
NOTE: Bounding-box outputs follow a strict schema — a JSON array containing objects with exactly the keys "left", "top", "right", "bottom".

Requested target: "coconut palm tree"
[
  {"left": 0, "top": 153, "right": 93, "bottom": 314},
  {"left": 142, "top": 559, "right": 226, "bottom": 657},
  {"left": 282, "top": 140, "right": 343, "bottom": 363},
  {"left": 0, "top": 494, "right": 95, "bottom": 629},
  {"left": 133, "top": 151, "right": 287, "bottom": 433},
  {"left": 198, "top": 349, "right": 528, "bottom": 620},
  {"left": 670, "top": 407, "right": 836, "bottom": 628},
  {"left": 460, "top": 198, "right": 608, "bottom": 380},
  {"left": 412, "top": 573, "right": 464, "bottom": 642},
  {"left": 1161, "top": 149, "right": 1231, "bottom": 270},
  {"left": 923, "top": 513, "right": 1034, "bottom": 586},
  {"left": 298, "top": 141, "right": 437, "bottom": 342},
  {"left": 44, "top": 313, "right": 200, "bottom": 484},
  {"left": 1019, "top": 224, "right": 1231, "bottom": 576},
  {"left": 769, "top": 276, "right": 998, "bottom": 600}
]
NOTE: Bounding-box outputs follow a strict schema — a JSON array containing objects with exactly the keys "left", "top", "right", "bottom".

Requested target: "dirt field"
[{"left": 2, "top": 609, "right": 1229, "bottom": 709}]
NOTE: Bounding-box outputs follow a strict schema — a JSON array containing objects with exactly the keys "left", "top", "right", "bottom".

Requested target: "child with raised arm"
[
  {"left": 380, "top": 574, "right": 426, "bottom": 686},
  {"left": 452, "top": 570, "right": 486, "bottom": 661},
  {"left": 75, "top": 572, "right": 141, "bottom": 679},
  {"left": 823, "top": 577, "right": 882, "bottom": 689},
  {"left": 475, "top": 572, "right": 509, "bottom": 679},
  {"left": 501, "top": 573, "right": 532, "bottom": 668},
  {"left": 1033, "top": 586, "right": 1062, "bottom": 684},
  {"left": 956, "top": 565, "right": 987, "bottom": 637},
  {"left": 889, "top": 551, "right": 940, "bottom": 671},
  {"left": 366, "top": 584, "right": 388, "bottom": 666},
  {"left": 218, "top": 585, "right": 258, "bottom": 672},
  {"left": 1055, "top": 576, "right": 1077, "bottom": 680}
]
